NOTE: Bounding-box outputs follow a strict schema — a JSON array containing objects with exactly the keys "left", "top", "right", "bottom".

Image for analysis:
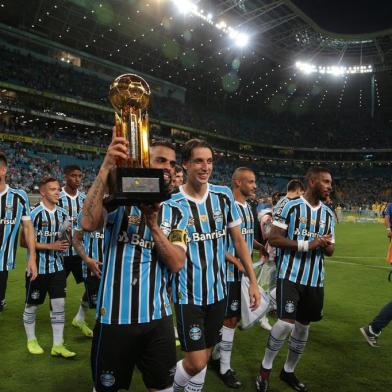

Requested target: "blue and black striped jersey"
[
  {"left": 273, "top": 196, "right": 335, "bottom": 287},
  {"left": 0, "top": 185, "right": 31, "bottom": 271},
  {"left": 171, "top": 184, "right": 241, "bottom": 305},
  {"left": 58, "top": 188, "right": 86, "bottom": 256},
  {"left": 30, "top": 203, "right": 70, "bottom": 274},
  {"left": 97, "top": 200, "right": 188, "bottom": 325},
  {"left": 75, "top": 211, "right": 104, "bottom": 279},
  {"left": 226, "top": 201, "right": 255, "bottom": 282}
]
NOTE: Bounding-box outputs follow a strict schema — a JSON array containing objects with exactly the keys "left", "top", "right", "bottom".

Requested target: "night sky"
[{"left": 292, "top": 0, "right": 392, "bottom": 34}]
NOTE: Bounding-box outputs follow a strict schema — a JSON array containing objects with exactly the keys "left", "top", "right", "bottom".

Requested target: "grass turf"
[{"left": 0, "top": 223, "right": 391, "bottom": 391}]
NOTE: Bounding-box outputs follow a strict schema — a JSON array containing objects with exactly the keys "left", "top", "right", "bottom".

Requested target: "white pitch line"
[
  {"left": 329, "top": 258, "right": 390, "bottom": 270},
  {"left": 330, "top": 255, "right": 381, "bottom": 259}
]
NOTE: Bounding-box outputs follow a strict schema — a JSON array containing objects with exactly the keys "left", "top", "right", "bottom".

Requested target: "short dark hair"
[
  {"left": 39, "top": 176, "right": 58, "bottom": 189},
  {"left": 305, "top": 167, "right": 332, "bottom": 183},
  {"left": 287, "top": 179, "right": 305, "bottom": 192},
  {"left": 182, "top": 139, "right": 213, "bottom": 163},
  {"left": 174, "top": 164, "right": 183, "bottom": 173},
  {"left": 64, "top": 165, "right": 82, "bottom": 175},
  {"left": 0, "top": 152, "right": 7, "bottom": 167},
  {"left": 150, "top": 140, "right": 176, "bottom": 152}
]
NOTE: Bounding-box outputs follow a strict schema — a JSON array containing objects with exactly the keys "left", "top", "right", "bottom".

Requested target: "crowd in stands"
[
  {"left": 2, "top": 44, "right": 392, "bottom": 149},
  {"left": 2, "top": 138, "right": 391, "bottom": 209}
]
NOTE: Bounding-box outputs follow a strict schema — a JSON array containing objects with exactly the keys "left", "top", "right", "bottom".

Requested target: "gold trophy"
[{"left": 104, "top": 74, "right": 167, "bottom": 207}]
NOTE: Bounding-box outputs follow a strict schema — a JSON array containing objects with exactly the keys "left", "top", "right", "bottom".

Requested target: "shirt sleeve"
[
  {"left": 385, "top": 203, "right": 392, "bottom": 217},
  {"left": 167, "top": 202, "right": 189, "bottom": 252},
  {"left": 21, "top": 191, "right": 31, "bottom": 221},
  {"left": 272, "top": 199, "right": 291, "bottom": 230},
  {"left": 226, "top": 188, "right": 241, "bottom": 228}
]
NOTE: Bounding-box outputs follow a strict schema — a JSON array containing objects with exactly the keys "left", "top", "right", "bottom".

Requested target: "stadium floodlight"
[
  {"left": 296, "top": 61, "right": 373, "bottom": 76},
  {"left": 173, "top": 0, "right": 197, "bottom": 15}
]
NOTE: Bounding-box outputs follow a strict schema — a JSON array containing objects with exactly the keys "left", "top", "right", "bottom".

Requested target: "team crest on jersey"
[
  {"left": 189, "top": 324, "right": 202, "bottom": 341},
  {"left": 160, "top": 220, "right": 171, "bottom": 237},
  {"left": 213, "top": 210, "right": 223, "bottom": 223},
  {"left": 187, "top": 217, "right": 195, "bottom": 226},
  {"left": 31, "top": 290, "right": 40, "bottom": 300},
  {"left": 299, "top": 217, "right": 307, "bottom": 224},
  {"left": 200, "top": 215, "right": 208, "bottom": 222},
  {"left": 100, "top": 371, "right": 115, "bottom": 387},
  {"left": 230, "top": 300, "right": 240, "bottom": 312},
  {"left": 128, "top": 215, "right": 141, "bottom": 225},
  {"left": 285, "top": 300, "right": 295, "bottom": 314}
]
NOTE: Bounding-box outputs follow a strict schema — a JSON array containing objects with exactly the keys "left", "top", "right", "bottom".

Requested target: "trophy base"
[{"left": 104, "top": 167, "right": 169, "bottom": 208}]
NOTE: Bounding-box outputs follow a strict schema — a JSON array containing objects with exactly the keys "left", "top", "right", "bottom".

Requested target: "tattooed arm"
[{"left": 81, "top": 131, "right": 129, "bottom": 232}]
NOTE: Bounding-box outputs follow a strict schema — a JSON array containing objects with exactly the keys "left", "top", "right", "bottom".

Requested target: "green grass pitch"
[{"left": 1, "top": 223, "right": 391, "bottom": 391}]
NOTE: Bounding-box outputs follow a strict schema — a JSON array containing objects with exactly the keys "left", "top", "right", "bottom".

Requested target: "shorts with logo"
[
  {"left": 174, "top": 299, "right": 226, "bottom": 352},
  {"left": 64, "top": 255, "right": 84, "bottom": 283},
  {"left": 84, "top": 274, "right": 100, "bottom": 309},
  {"left": 225, "top": 281, "right": 241, "bottom": 318},
  {"left": 91, "top": 316, "right": 176, "bottom": 391},
  {"left": 25, "top": 270, "right": 66, "bottom": 305},
  {"left": 276, "top": 278, "right": 324, "bottom": 322}
]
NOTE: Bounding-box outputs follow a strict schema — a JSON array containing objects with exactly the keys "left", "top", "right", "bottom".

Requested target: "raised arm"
[{"left": 81, "top": 133, "right": 129, "bottom": 232}]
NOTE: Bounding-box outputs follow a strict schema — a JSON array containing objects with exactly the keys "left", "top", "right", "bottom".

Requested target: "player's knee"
[
  {"left": 224, "top": 317, "right": 239, "bottom": 329},
  {"left": 183, "top": 357, "right": 207, "bottom": 375}
]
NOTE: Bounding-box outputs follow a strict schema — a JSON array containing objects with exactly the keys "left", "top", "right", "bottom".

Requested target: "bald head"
[{"left": 231, "top": 167, "right": 256, "bottom": 199}]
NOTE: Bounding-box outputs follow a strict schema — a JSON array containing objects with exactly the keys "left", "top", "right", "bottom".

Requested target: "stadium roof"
[{"left": 1, "top": 0, "right": 392, "bottom": 119}]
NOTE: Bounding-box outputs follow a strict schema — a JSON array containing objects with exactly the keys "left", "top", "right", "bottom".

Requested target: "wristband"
[{"left": 303, "top": 241, "right": 309, "bottom": 252}]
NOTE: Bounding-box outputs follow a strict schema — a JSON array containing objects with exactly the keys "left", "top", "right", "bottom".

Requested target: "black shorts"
[
  {"left": 84, "top": 274, "right": 100, "bottom": 309},
  {"left": 91, "top": 316, "right": 176, "bottom": 391},
  {"left": 225, "top": 281, "right": 241, "bottom": 318},
  {"left": 25, "top": 270, "right": 66, "bottom": 305},
  {"left": 64, "top": 255, "right": 84, "bottom": 283},
  {"left": 175, "top": 299, "right": 226, "bottom": 352},
  {"left": 276, "top": 278, "right": 324, "bottom": 323}
]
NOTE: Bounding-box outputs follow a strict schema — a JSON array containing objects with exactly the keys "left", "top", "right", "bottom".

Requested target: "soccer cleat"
[
  {"left": 255, "top": 375, "right": 269, "bottom": 392},
  {"left": 279, "top": 369, "right": 308, "bottom": 392},
  {"left": 220, "top": 369, "right": 242, "bottom": 389},
  {"left": 360, "top": 326, "right": 379, "bottom": 347},
  {"left": 27, "top": 339, "right": 44, "bottom": 355},
  {"left": 72, "top": 318, "right": 93, "bottom": 338},
  {"left": 260, "top": 316, "right": 272, "bottom": 331},
  {"left": 51, "top": 343, "right": 76, "bottom": 358}
]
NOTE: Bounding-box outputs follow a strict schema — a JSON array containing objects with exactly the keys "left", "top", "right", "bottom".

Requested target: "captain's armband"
[{"left": 168, "top": 229, "right": 187, "bottom": 251}]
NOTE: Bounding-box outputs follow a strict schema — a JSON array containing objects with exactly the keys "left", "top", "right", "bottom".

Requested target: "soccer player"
[
  {"left": 255, "top": 167, "right": 335, "bottom": 392},
  {"left": 23, "top": 176, "right": 76, "bottom": 358},
  {"left": 72, "top": 210, "right": 104, "bottom": 314},
  {"left": 0, "top": 152, "right": 37, "bottom": 312},
  {"left": 384, "top": 202, "right": 392, "bottom": 263},
  {"left": 171, "top": 164, "right": 184, "bottom": 190},
  {"left": 57, "top": 165, "right": 91, "bottom": 337},
  {"left": 82, "top": 135, "right": 188, "bottom": 392},
  {"left": 211, "top": 167, "right": 263, "bottom": 388},
  {"left": 171, "top": 139, "right": 260, "bottom": 392}
]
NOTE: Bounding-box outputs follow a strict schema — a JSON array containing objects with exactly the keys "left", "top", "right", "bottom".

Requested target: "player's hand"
[
  {"left": 248, "top": 281, "right": 260, "bottom": 311},
  {"left": 319, "top": 234, "right": 333, "bottom": 247},
  {"left": 308, "top": 238, "right": 321, "bottom": 250},
  {"left": 26, "top": 258, "right": 38, "bottom": 281},
  {"left": 140, "top": 202, "right": 161, "bottom": 230},
  {"left": 51, "top": 240, "right": 69, "bottom": 251},
  {"left": 85, "top": 257, "right": 102, "bottom": 278},
  {"left": 101, "top": 127, "right": 129, "bottom": 172},
  {"left": 260, "top": 246, "right": 269, "bottom": 259}
]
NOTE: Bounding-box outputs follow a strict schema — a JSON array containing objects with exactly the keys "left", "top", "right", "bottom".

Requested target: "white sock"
[
  {"left": 262, "top": 319, "right": 294, "bottom": 369},
  {"left": 185, "top": 367, "right": 207, "bottom": 392},
  {"left": 23, "top": 305, "right": 37, "bottom": 341},
  {"left": 173, "top": 360, "right": 192, "bottom": 391},
  {"left": 220, "top": 326, "right": 235, "bottom": 374},
  {"left": 284, "top": 321, "right": 309, "bottom": 373},
  {"left": 74, "top": 300, "right": 89, "bottom": 322},
  {"left": 50, "top": 298, "right": 65, "bottom": 345}
]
